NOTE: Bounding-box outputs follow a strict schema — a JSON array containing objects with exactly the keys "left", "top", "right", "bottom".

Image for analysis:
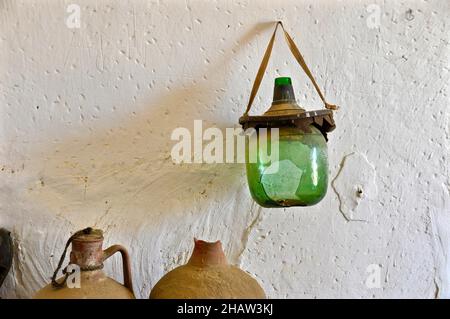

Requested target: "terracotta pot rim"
[
  {"left": 193, "top": 238, "right": 221, "bottom": 245},
  {"left": 189, "top": 238, "right": 227, "bottom": 267}
]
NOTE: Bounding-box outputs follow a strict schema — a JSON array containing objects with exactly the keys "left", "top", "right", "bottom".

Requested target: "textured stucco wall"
[{"left": 0, "top": 0, "right": 449, "bottom": 298}]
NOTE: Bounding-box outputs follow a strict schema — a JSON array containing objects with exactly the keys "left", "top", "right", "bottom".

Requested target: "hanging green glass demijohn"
[{"left": 239, "top": 22, "right": 338, "bottom": 208}]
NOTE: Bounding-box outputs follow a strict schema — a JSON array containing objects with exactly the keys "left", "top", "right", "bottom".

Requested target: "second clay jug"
[{"left": 150, "top": 239, "right": 266, "bottom": 299}]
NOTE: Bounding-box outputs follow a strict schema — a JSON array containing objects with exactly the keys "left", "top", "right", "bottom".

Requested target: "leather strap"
[{"left": 244, "top": 21, "right": 338, "bottom": 115}]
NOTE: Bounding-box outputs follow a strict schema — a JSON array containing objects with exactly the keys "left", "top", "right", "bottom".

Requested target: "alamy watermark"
[
  {"left": 66, "top": 264, "right": 81, "bottom": 288},
  {"left": 366, "top": 4, "right": 381, "bottom": 29},
  {"left": 365, "top": 264, "right": 382, "bottom": 289},
  {"left": 170, "top": 120, "right": 280, "bottom": 173},
  {"left": 66, "top": 4, "right": 81, "bottom": 29}
]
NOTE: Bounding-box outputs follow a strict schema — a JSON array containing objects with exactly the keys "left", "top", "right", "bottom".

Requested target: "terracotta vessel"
[
  {"left": 34, "top": 228, "right": 135, "bottom": 299},
  {"left": 150, "top": 239, "right": 266, "bottom": 299},
  {"left": 0, "top": 228, "right": 13, "bottom": 288}
]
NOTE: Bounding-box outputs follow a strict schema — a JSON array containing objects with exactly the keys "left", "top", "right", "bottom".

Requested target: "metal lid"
[
  {"left": 262, "top": 77, "right": 306, "bottom": 117},
  {"left": 72, "top": 227, "right": 103, "bottom": 242},
  {"left": 240, "top": 109, "right": 335, "bottom": 140},
  {"left": 239, "top": 77, "right": 336, "bottom": 139}
]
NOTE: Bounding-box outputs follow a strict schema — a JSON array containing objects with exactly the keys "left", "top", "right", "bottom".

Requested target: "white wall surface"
[{"left": 0, "top": 0, "right": 449, "bottom": 298}]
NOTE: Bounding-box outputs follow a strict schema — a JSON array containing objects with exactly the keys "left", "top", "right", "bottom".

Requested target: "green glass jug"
[
  {"left": 244, "top": 78, "right": 329, "bottom": 207},
  {"left": 239, "top": 22, "right": 338, "bottom": 208}
]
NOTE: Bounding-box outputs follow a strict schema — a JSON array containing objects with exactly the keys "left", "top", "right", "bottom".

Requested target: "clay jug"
[
  {"left": 150, "top": 239, "right": 266, "bottom": 299},
  {"left": 34, "top": 227, "right": 135, "bottom": 299}
]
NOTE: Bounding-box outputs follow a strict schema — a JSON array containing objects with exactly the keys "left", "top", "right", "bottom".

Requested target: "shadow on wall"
[
  {"left": 27, "top": 21, "right": 276, "bottom": 227},
  {"left": 20, "top": 22, "right": 276, "bottom": 297}
]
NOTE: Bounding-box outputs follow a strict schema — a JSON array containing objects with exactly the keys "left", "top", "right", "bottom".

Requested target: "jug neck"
[
  {"left": 188, "top": 239, "right": 227, "bottom": 267},
  {"left": 263, "top": 77, "right": 305, "bottom": 116},
  {"left": 272, "top": 76, "right": 296, "bottom": 104},
  {"left": 70, "top": 232, "right": 105, "bottom": 271}
]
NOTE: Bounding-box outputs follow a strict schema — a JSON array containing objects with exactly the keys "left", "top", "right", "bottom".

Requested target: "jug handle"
[{"left": 103, "top": 245, "right": 134, "bottom": 292}]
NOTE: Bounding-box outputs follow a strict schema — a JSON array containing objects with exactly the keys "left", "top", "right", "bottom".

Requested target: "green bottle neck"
[{"left": 273, "top": 77, "right": 296, "bottom": 104}]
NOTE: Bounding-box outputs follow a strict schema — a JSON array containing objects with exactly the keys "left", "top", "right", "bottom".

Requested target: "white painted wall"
[{"left": 0, "top": 0, "right": 449, "bottom": 299}]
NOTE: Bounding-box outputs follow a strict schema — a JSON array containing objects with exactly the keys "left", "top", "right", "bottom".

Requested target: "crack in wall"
[
  {"left": 11, "top": 233, "right": 25, "bottom": 298},
  {"left": 331, "top": 153, "right": 353, "bottom": 222},
  {"left": 236, "top": 202, "right": 263, "bottom": 265},
  {"left": 434, "top": 278, "right": 440, "bottom": 299}
]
